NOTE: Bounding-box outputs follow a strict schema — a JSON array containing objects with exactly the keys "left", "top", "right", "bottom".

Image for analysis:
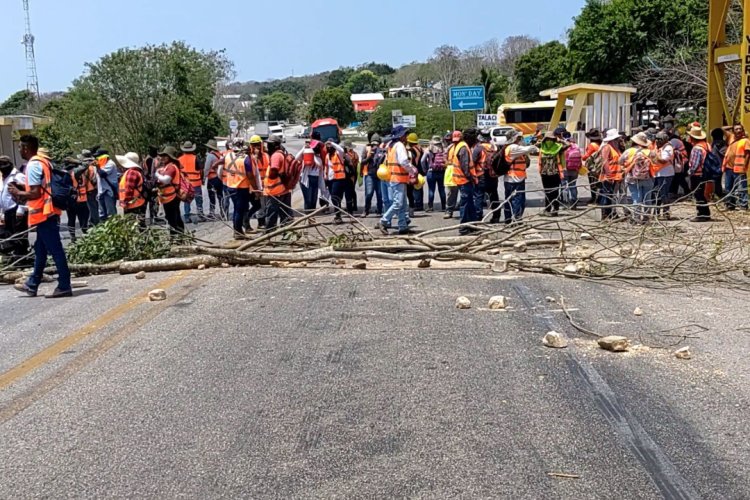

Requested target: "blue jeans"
[
  {"left": 381, "top": 182, "right": 408, "bottom": 231},
  {"left": 628, "top": 178, "right": 655, "bottom": 219},
  {"left": 26, "top": 215, "right": 71, "bottom": 292},
  {"left": 427, "top": 169, "right": 446, "bottom": 210},
  {"left": 330, "top": 179, "right": 348, "bottom": 216},
  {"left": 86, "top": 191, "right": 100, "bottom": 225},
  {"left": 364, "top": 175, "right": 382, "bottom": 215},
  {"left": 725, "top": 171, "right": 748, "bottom": 209},
  {"left": 98, "top": 192, "right": 117, "bottom": 221},
  {"left": 503, "top": 181, "right": 526, "bottom": 223},
  {"left": 473, "top": 175, "right": 485, "bottom": 219},
  {"left": 207, "top": 178, "right": 225, "bottom": 216},
  {"left": 380, "top": 177, "right": 393, "bottom": 213},
  {"left": 563, "top": 171, "right": 579, "bottom": 206},
  {"left": 300, "top": 175, "right": 320, "bottom": 211},
  {"left": 652, "top": 176, "right": 673, "bottom": 214},
  {"left": 184, "top": 186, "right": 204, "bottom": 218},
  {"left": 459, "top": 183, "right": 476, "bottom": 232},
  {"left": 227, "top": 187, "right": 249, "bottom": 234}
]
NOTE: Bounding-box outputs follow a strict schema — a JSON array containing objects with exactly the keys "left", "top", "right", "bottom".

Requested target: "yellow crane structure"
[{"left": 707, "top": 0, "right": 749, "bottom": 131}]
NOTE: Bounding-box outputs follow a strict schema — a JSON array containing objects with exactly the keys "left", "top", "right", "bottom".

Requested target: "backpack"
[
  {"left": 175, "top": 174, "right": 195, "bottom": 203},
  {"left": 702, "top": 151, "right": 722, "bottom": 179},
  {"left": 585, "top": 148, "right": 604, "bottom": 176},
  {"left": 629, "top": 151, "right": 651, "bottom": 180},
  {"left": 540, "top": 153, "right": 559, "bottom": 176},
  {"left": 279, "top": 151, "right": 303, "bottom": 190},
  {"left": 672, "top": 139, "right": 688, "bottom": 173},
  {"left": 565, "top": 146, "right": 582, "bottom": 171},
  {"left": 491, "top": 145, "right": 512, "bottom": 177},
  {"left": 48, "top": 167, "right": 75, "bottom": 211}
]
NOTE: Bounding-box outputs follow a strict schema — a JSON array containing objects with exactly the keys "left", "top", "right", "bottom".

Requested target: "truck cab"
[{"left": 311, "top": 118, "right": 341, "bottom": 143}]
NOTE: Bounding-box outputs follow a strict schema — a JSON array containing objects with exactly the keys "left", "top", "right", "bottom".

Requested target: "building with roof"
[{"left": 350, "top": 93, "right": 385, "bottom": 113}]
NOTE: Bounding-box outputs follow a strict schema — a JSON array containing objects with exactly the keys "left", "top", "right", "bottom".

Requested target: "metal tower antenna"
[{"left": 22, "top": 0, "right": 40, "bottom": 99}]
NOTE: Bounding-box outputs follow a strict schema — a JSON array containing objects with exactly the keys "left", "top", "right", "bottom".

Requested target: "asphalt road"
[
  {"left": 1, "top": 133, "right": 749, "bottom": 498},
  {"left": 1, "top": 259, "right": 750, "bottom": 498}
]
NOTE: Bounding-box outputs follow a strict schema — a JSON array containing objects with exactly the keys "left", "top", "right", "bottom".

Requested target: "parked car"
[
  {"left": 297, "top": 127, "right": 311, "bottom": 139},
  {"left": 268, "top": 121, "right": 285, "bottom": 142},
  {"left": 489, "top": 126, "right": 515, "bottom": 147}
]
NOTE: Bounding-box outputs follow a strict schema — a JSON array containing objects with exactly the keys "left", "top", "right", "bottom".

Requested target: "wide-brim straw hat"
[
  {"left": 116, "top": 152, "right": 141, "bottom": 169},
  {"left": 158, "top": 146, "right": 180, "bottom": 162},
  {"left": 631, "top": 133, "right": 649, "bottom": 147},
  {"left": 688, "top": 125, "right": 707, "bottom": 140},
  {"left": 180, "top": 141, "right": 196, "bottom": 153},
  {"left": 602, "top": 129, "right": 620, "bottom": 143},
  {"left": 205, "top": 139, "right": 220, "bottom": 151}
]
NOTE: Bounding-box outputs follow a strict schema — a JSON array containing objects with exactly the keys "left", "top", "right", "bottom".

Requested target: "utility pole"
[{"left": 22, "top": 0, "right": 40, "bottom": 100}]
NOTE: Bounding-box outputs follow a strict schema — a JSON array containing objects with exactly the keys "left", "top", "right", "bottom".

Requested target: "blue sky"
[{"left": 1, "top": 0, "right": 586, "bottom": 100}]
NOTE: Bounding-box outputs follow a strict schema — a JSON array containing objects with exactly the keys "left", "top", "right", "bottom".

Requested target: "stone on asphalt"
[
  {"left": 197, "top": 264, "right": 207, "bottom": 270},
  {"left": 543, "top": 331, "right": 568, "bottom": 348},
  {"left": 488, "top": 296, "right": 508, "bottom": 310},
  {"left": 634, "top": 307, "right": 644, "bottom": 316},
  {"left": 674, "top": 347, "right": 692, "bottom": 360},
  {"left": 418, "top": 259, "right": 431, "bottom": 269},
  {"left": 221, "top": 263, "right": 230, "bottom": 268},
  {"left": 456, "top": 296, "right": 471, "bottom": 309},
  {"left": 135, "top": 271, "right": 147, "bottom": 280},
  {"left": 598, "top": 336, "right": 631, "bottom": 352},
  {"left": 148, "top": 289, "right": 167, "bottom": 302}
]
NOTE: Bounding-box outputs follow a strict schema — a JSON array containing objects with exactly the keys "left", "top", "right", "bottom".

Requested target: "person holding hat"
[
  {"left": 61, "top": 157, "right": 90, "bottom": 242},
  {"left": 686, "top": 125, "right": 713, "bottom": 221},
  {"left": 598, "top": 129, "right": 624, "bottom": 220},
  {"left": 342, "top": 139, "right": 360, "bottom": 215},
  {"left": 421, "top": 135, "right": 447, "bottom": 213},
  {"left": 360, "top": 134, "right": 385, "bottom": 216},
  {"left": 406, "top": 132, "right": 424, "bottom": 215},
  {"left": 79, "top": 149, "right": 100, "bottom": 226},
  {"left": 379, "top": 125, "right": 415, "bottom": 234},
  {"left": 0, "top": 155, "right": 29, "bottom": 259},
  {"left": 204, "top": 140, "right": 226, "bottom": 220},
  {"left": 155, "top": 146, "right": 186, "bottom": 236},
  {"left": 116, "top": 152, "right": 147, "bottom": 227},
  {"left": 9, "top": 135, "right": 72, "bottom": 298},
  {"left": 502, "top": 129, "right": 539, "bottom": 224},
  {"left": 94, "top": 149, "right": 119, "bottom": 222},
  {"left": 723, "top": 124, "right": 750, "bottom": 211},
  {"left": 178, "top": 141, "right": 205, "bottom": 223}
]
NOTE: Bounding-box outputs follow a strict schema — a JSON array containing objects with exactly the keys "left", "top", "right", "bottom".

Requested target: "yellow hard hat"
[
  {"left": 377, "top": 164, "right": 391, "bottom": 182},
  {"left": 415, "top": 173, "right": 426, "bottom": 190},
  {"left": 407, "top": 132, "right": 419, "bottom": 144},
  {"left": 249, "top": 135, "right": 263, "bottom": 144}
]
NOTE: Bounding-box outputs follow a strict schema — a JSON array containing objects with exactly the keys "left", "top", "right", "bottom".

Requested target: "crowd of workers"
[{"left": 1, "top": 118, "right": 748, "bottom": 298}]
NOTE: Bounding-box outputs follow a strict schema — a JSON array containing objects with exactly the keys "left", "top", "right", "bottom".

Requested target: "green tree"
[
  {"left": 327, "top": 67, "right": 355, "bottom": 88},
  {"left": 40, "top": 42, "right": 231, "bottom": 154},
  {"left": 477, "top": 68, "right": 509, "bottom": 112},
  {"left": 368, "top": 98, "right": 475, "bottom": 138},
  {"left": 0, "top": 90, "right": 35, "bottom": 115},
  {"left": 359, "top": 62, "right": 396, "bottom": 76},
  {"left": 258, "top": 79, "right": 306, "bottom": 100},
  {"left": 251, "top": 91, "right": 296, "bottom": 121},
  {"left": 346, "top": 70, "right": 381, "bottom": 94},
  {"left": 567, "top": 0, "right": 707, "bottom": 84},
  {"left": 308, "top": 88, "right": 355, "bottom": 125},
  {"left": 514, "top": 42, "right": 572, "bottom": 102}
]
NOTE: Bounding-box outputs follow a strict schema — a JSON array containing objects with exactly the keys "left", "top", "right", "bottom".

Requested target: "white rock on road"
[
  {"left": 488, "top": 296, "right": 508, "bottom": 310},
  {"left": 674, "top": 346, "right": 692, "bottom": 360},
  {"left": 543, "top": 331, "right": 568, "bottom": 348},
  {"left": 148, "top": 289, "right": 167, "bottom": 302},
  {"left": 598, "top": 336, "right": 631, "bottom": 352},
  {"left": 456, "top": 296, "right": 472, "bottom": 309},
  {"left": 135, "top": 271, "right": 146, "bottom": 280}
]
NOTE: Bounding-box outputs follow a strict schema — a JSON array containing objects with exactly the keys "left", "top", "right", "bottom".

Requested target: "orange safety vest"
[
  {"left": 224, "top": 153, "right": 251, "bottom": 189},
  {"left": 254, "top": 153, "right": 270, "bottom": 182},
  {"left": 505, "top": 147, "right": 527, "bottom": 179},
  {"left": 264, "top": 151, "right": 288, "bottom": 197},
  {"left": 329, "top": 152, "right": 346, "bottom": 181},
  {"left": 733, "top": 138, "right": 749, "bottom": 174},
  {"left": 448, "top": 141, "right": 472, "bottom": 186},
  {"left": 387, "top": 145, "right": 409, "bottom": 184},
  {"left": 157, "top": 164, "right": 181, "bottom": 204},
  {"left": 118, "top": 169, "right": 146, "bottom": 209},
  {"left": 207, "top": 151, "right": 224, "bottom": 180},
  {"left": 179, "top": 153, "right": 202, "bottom": 188},
  {"left": 84, "top": 164, "right": 97, "bottom": 192},
  {"left": 473, "top": 145, "right": 488, "bottom": 178},
  {"left": 599, "top": 144, "right": 623, "bottom": 182},
  {"left": 26, "top": 155, "right": 61, "bottom": 226},
  {"left": 70, "top": 171, "right": 87, "bottom": 203}
]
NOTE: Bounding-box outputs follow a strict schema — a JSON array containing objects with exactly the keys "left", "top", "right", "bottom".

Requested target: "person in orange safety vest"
[{"left": 179, "top": 141, "right": 205, "bottom": 223}]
